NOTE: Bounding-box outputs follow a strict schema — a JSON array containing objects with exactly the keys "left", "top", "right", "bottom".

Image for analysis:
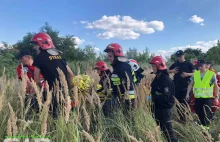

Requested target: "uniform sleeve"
[
  {"left": 210, "top": 74, "right": 217, "bottom": 85},
  {"left": 152, "top": 78, "right": 173, "bottom": 103},
  {"left": 188, "top": 62, "right": 195, "bottom": 72},
  {"left": 169, "top": 63, "right": 175, "bottom": 70},
  {"left": 62, "top": 58, "right": 67, "bottom": 66}
]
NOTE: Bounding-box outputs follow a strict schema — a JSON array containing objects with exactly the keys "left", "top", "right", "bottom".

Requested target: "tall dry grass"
[{"left": 0, "top": 66, "right": 219, "bottom": 142}]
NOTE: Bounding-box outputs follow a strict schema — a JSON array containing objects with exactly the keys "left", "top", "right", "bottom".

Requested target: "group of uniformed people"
[{"left": 16, "top": 32, "right": 220, "bottom": 142}]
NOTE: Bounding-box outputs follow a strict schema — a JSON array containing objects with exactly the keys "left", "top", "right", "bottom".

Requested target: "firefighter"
[
  {"left": 128, "top": 59, "right": 145, "bottom": 85},
  {"left": 94, "top": 61, "right": 112, "bottom": 117},
  {"left": 168, "top": 50, "right": 195, "bottom": 122},
  {"left": 186, "top": 60, "right": 219, "bottom": 130},
  {"left": 150, "top": 56, "right": 178, "bottom": 142},
  {"left": 16, "top": 51, "right": 44, "bottom": 120},
  {"left": 30, "top": 32, "right": 74, "bottom": 119},
  {"left": 104, "top": 43, "right": 135, "bottom": 116}
]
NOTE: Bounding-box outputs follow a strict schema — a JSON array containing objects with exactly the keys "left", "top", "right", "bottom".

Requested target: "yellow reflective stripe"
[{"left": 111, "top": 74, "right": 121, "bottom": 85}]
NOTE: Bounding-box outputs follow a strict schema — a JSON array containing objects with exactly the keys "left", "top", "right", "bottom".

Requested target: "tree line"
[{"left": 0, "top": 23, "right": 220, "bottom": 76}]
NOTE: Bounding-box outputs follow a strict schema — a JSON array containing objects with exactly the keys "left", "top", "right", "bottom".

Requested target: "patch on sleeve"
[{"left": 164, "top": 87, "right": 169, "bottom": 93}]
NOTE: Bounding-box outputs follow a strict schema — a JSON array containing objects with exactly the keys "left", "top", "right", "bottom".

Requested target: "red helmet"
[
  {"left": 104, "top": 43, "right": 124, "bottom": 57},
  {"left": 94, "top": 61, "right": 109, "bottom": 71},
  {"left": 149, "top": 56, "right": 167, "bottom": 70},
  {"left": 30, "top": 32, "right": 55, "bottom": 50},
  {"left": 193, "top": 60, "right": 198, "bottom": 66}
]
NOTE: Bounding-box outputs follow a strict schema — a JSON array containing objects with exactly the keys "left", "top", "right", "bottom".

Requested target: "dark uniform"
[
  {"left": 97, "top": 69, "right": 112, "bottom": 117},
  {"left": 111, "top": 59, "right": 135, "bottom": 114},
  {"left": 169, "top": 60, "right": 194, "bottom": 122},
  {"left": 151, "top": 70, "right": 178, "bottom": 142},
  {"left": 33, "top": 50, "right": 70, "bottom": 118}
]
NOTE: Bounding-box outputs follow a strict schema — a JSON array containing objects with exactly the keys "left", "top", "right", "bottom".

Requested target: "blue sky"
[{"left": 0, "top": 0, "right": 219, "bottom": 56}]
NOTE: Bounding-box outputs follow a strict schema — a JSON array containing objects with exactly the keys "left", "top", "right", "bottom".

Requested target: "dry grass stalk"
[
  {"left": 31, "top": 79, "right": 43, "bottom": 111},
  {"left": 82, "top": 130, "right": 95, "bottom": 142},
  {"left": 8, "top": 103, "right": 18, "bottom": 136},
  {"left": 65, "top": 96, "right": 71, "bottom": 123},
  {"left": 128, "top": 134, "right": 139, "bottom": 142},
  {"left": 82, "top": 105, "right": 90, "bottom": 132},
  {"left": 40, "top": 104, "right": 49, "bottom": 136},
  {"left": 57, "top": 68, "right": 69, "bottom": 99},
  {"left": 7, "top": 117, "right": 12, "bottom": 136},
  {"left": 72, "top": 86, "right": 79, "bottom": 107},
  {"left": 0, "top": 93, "right": 5, "bottom": 112},
  {"left": 91, "top": 89, "right": 101, "bottom": 109},
  {"left": 96, "top": 131, "right": 101, "bottom": 142}
]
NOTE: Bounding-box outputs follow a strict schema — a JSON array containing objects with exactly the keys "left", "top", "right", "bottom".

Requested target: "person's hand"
[
  {"left": 186, "top": 94, "right": 190, "bottom": 101},
  {"left": 172, "top": 68, "right": 179, "bottom": 74},
  {"left": 181, "top": 72, "right": 188, "bottom": 78}
]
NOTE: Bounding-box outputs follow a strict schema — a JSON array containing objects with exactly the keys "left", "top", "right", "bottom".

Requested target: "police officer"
[
  {"left": 104, "top": 43, "right": 135, "bottom": 115},
  {"left": 168, "top": 50, "right": 195, "bottom": 122},
  {"left": 94, "top": 61, "right": 112, "bottom": 117},
  {"left": 128, "top": 59, "right": 145, "bottom": 85},
  {"left": 150, "top": 56, "right": 178, "bottom": 142},
  {"left": 30, "top": 32, "right": 74, "bottom": 119},
  {"left": 186, "top": 60, "right": 219, "bottom": 130}
]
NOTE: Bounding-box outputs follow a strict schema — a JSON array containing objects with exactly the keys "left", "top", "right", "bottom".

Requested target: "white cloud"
[
  {"left": 85, "top": 15, "right": 164, "bottom": 40},
  {"left": 189, "top": 15, "right": 204, "bottom": 25},
  {"left": 73, "top": 36, "right": 85, "bottom": 47},
  {"left": 201, "top": 23, "right": 204, "bottom": 26},
  {"left": 80, "top": 21, "right": 89, "bottom": 24},
  {"left": 155, "top": 39, "right": 218, "bottom": 57}
]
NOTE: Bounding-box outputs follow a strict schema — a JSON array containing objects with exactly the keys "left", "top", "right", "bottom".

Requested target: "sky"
[{"left": 0, "top": 0, "right": 219, "bottom": 57}]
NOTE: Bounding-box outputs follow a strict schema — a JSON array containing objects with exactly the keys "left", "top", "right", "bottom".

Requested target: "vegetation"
[{"left": 0, "top": 23, "right": 220, "bottom": 142}]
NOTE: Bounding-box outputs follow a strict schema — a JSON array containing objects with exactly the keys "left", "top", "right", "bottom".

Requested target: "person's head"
[
  {"left": 30, "top": 32, "right": 55, "bottom": 54},
  {"left": 205, "top": 61, "right": 213, "bottom": 70},
  {"left": 197, "top": 60, "right": 207, "bottom": 72},
  {"left": 17, "top": 51, "right": 33, "bottom": 66},
  {"left": 128, "top": 59, "right": 140, "bottom": 72},
  {"left": 175, "top": 50, "right": 185, "bottom": 62},
  {"left": 94, "top": 61, "right": 109, "bottom": 76},
  {"left": 149, "top": 56, "right": 167, "bottom": 74},
  {"left": 104, "top": 43, "right": 124, "bottom": 64}
]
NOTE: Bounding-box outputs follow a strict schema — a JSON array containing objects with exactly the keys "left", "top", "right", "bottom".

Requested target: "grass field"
[{"left": 0, "top": 66, "right": 220, "bottom": 142}]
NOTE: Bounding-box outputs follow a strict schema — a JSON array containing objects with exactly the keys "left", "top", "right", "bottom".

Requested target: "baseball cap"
[
  {"left": 197, "top": 59, "right": 206, "bottom": 66},
  {"left": 175, "top": 50, "right": 184, "bottom": 56},
  {"left": 16, "top": 51, "right": 32, "bottom": 59}
]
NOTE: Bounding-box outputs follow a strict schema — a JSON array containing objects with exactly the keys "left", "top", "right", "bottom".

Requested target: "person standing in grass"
[
  {"left": 104, "top": 43, "right": 135, "bottom": 117},
  {"left": 16, "top": 51, "right": 44, "bottom": 120},
  {"left": 168, "top": 50, "right": 195, "bottom": 123},
  {"left": 186, "top": 60, "right": 219, "bottom": 131},
  {"left": 94, "top": 61, "right": 112, "bottom": 117},
  {"left": 30, "top": 32, "right": 74, "bottom": 119},
  {"left": 149, "top": 56, "right": 178, "bottom": 142}
]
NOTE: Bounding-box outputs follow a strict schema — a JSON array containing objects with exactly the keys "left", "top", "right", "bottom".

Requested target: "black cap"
[
  {"left": 197, "top": 59, "right": 206, "bottom": 65},
  {"left": 16, "top": 51, "right": 32, "bottom": 59},
  {"left": 205, "top": 61, "right": 212, "bottom": 64},
  {"left": 175, "top": 50, "right": 184, "bottom": 56}
]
